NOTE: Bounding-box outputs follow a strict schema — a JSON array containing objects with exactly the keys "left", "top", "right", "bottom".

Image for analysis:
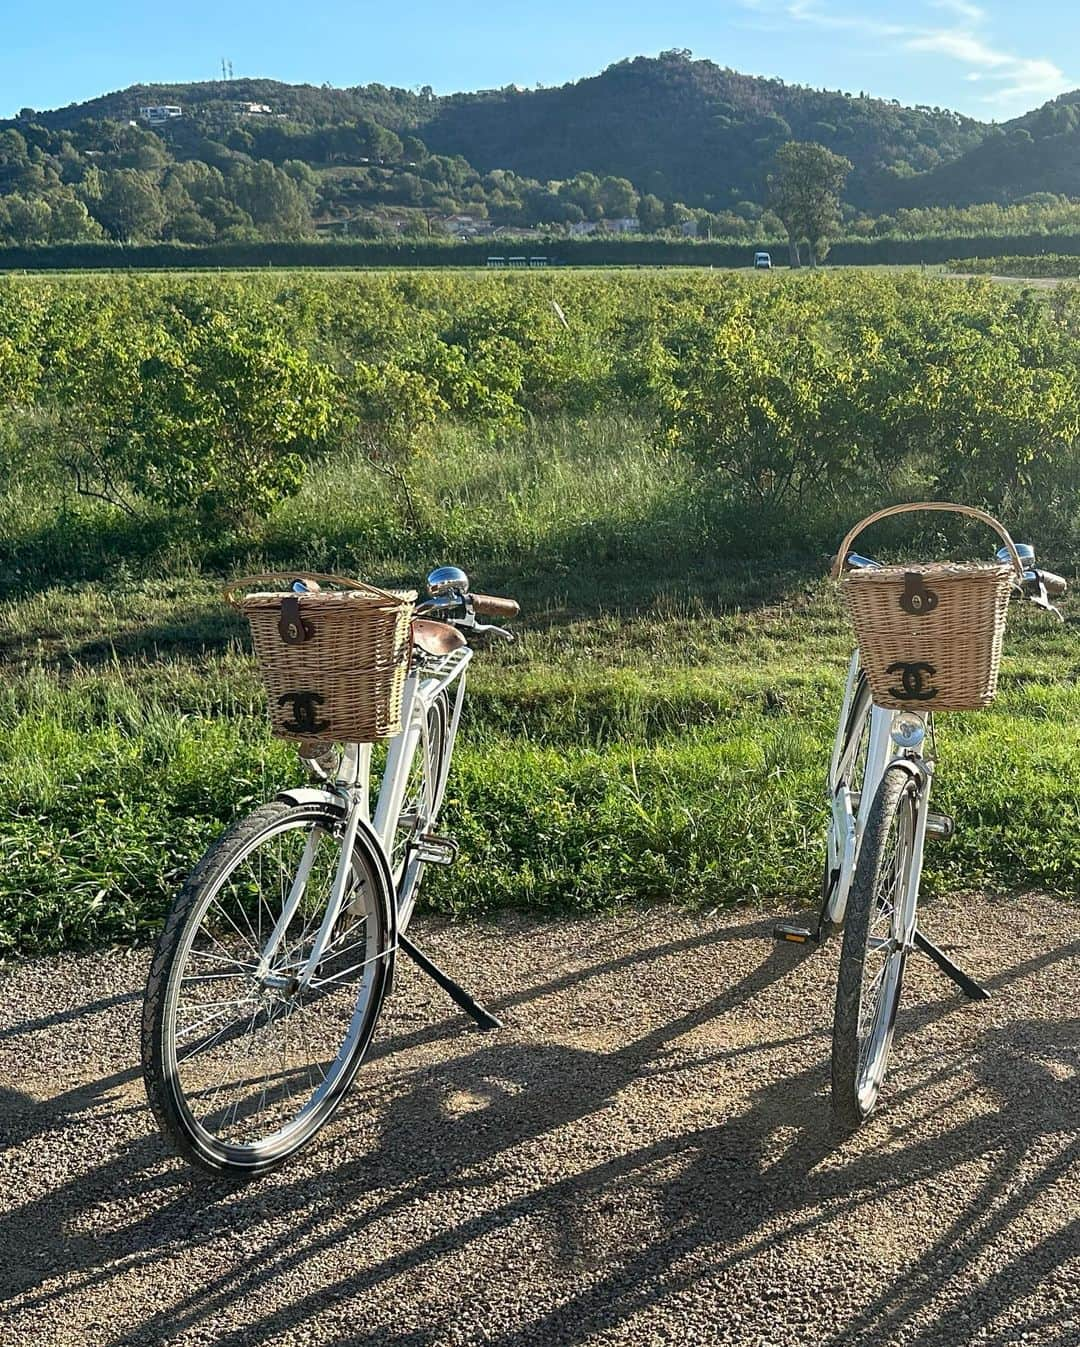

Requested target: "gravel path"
[{"left": 1, "top": 894, "right": 1077, "bottom": 1347}]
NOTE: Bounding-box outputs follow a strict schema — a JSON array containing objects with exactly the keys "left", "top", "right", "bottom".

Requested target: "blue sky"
[{"left": 3, "top": 0, "right": 1075, "bottom": 122}]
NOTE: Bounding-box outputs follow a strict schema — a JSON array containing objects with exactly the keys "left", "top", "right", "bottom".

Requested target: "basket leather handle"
[
  {"left": 223, "top": 572, "right": 408, "bottom": 609},
  {"left": 831, "top": 502, "right": 1025, "bottom": 580}
]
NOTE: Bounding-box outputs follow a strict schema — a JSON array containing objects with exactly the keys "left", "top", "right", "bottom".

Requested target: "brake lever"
[
  {"left": 1019, "top": 574, "right": 1063, "bottom": 620},
  {"left": 1032, "top": 593, "right": 1063, "bottom": 620},
  {"left": 417, "top": 588, "right": 515, "bottom": 640},
  {"left": 449, "top": 615, "right": 515, "bottom": 642},
  {"left": 476, "top": 623, "right": 515, "bottom": 642}
]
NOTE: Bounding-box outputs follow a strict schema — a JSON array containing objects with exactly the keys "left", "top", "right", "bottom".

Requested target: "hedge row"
[
  {"left": 948, "top": 255, "right": 1080, "bottom": 279},
  {"left": 4, "top": 232, "right": 1080, "bottom": 270}
]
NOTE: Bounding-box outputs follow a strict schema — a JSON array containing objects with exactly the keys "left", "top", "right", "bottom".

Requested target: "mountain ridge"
[
  {"left": 9, "top": 52, "right": 992, "bottom": 211},
  {"left": 3, "top": 53, "right": 1078, "bottom": 248}
]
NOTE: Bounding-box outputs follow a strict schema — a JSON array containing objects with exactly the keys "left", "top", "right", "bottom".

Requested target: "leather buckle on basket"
[
  {"left": 899, "top": 572, "right": 939, "bottom": 616},
  {"left": 278, "top": 595, "right": 313, "bottom": 645}
]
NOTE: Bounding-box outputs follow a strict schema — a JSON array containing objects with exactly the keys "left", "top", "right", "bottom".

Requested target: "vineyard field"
[{"left": 2, "top": 268, "right": 1080, "bottom": 954}]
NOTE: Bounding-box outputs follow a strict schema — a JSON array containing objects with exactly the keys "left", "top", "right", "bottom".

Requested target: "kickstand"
[
  {"left": 398, "top": 932, "right": 504, "bottom": 1030},
  {"left": 913, "top": 928, "right": 990, "bottom": 1001}
]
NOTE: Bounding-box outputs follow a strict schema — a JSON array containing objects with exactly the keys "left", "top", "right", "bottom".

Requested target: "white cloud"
[
  {"left": 756, "top": 0, "right": 1071, "bottom": 111},
  {"left": 931, "top": 0, "right": 986, "bottom": 21},
  {"left": 905, "top": 26, "right": 1066, "bottom": 105}
]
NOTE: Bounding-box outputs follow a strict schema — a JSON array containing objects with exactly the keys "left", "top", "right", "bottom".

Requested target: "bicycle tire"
[
  {"left": 142, "top": 798, "right": 392, "bottom": 1177},
  {"left": 393, "top": 691, "right": 449, "bottom": 921},
  {"left": 820, "top": 671, "right": 873, "bottom": 936},
  {"left": 832, "top": 763, "right": 920, "bottom": 1127}
]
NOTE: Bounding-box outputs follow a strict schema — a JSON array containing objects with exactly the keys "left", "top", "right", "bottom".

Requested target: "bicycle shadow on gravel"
[
  {"left": 2, "top": 926, "right": 1077, "bottom": 1347},
  {"left": 131, "top": 932, "right": 1080, "bottom": 1346},
  {"left": 2, "top": 923, "right": 815, "bottom": 1343},
  {"left": 321, "top": 939, "right": 1079, "bottom": 1347},
  {"left": 450, "top": 936, "right": 1080, "bottom": 1347}
]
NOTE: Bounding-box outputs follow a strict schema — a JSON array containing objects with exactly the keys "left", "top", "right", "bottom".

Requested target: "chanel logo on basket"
[
  {"left": 899, "top": 573, "right": 939, "bottom": 615},
  {"left": 886, "top": 661, "right": 938, "bottom": 702},
  {"left": 278, "top": 691, "right": 330, "bottom": 735}
]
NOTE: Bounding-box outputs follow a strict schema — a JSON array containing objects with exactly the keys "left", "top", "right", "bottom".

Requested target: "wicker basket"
[
  {"left": 226, "top": 573, "right": 416, "bottom": 744},
  {"left": 832, "top": 502, "right": 1024, "bottom": 711}
]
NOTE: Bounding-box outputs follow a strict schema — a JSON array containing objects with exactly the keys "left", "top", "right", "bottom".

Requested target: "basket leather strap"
[{"left": 278, "top": 595, "right": 312, "bottom": 645}]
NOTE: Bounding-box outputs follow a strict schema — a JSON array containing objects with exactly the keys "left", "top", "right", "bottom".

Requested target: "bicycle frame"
[
  {"left": 823, "top": 648, "right": 933, "bottom": 946},
  {"left": 258, "top": 646, "right": 474, "bottom": 991}
]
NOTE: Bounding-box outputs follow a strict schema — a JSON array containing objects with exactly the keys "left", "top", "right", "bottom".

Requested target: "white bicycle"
[
  {"left": 775, "top": 533, "right": 1065, "bottom": 1127},
  {"left": 142, "top": 566, "right": 518, "bottom": 1176}
]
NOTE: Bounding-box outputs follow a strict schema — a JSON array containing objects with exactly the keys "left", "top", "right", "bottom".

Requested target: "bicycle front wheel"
[
  {"left": 142, "top": 798, "right": 391, "bottom": 1176},
  {"left": 821, "top": 669, "right": 873, "bottom": 932},
  {"left": 832, "top": 764, "right": 921, "bottom": 1127}
]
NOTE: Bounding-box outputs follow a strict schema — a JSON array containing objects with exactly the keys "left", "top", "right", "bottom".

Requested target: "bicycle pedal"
[
  {"left": 414, "top": 833, "right": 459, "bottom": 866},
  {"left": 925, "top": 811, "right": 955, "bottom": 839},
  {"left": 773, "top": 922, "right": 816, "bottom": 944}
]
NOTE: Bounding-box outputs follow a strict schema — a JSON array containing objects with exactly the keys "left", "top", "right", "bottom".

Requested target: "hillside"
[
  {"left": 2, "top": 53, "right": 1079, "bottom": 248},
  {"left": 14, "top": 53, "right": 986, "bottom": 211},
  {"left": 419, "top": 53, "right": 984, "bottom": 210},
  {"left": 15, "top": 77, "right": 428, "bottom": 138},
  {"left": 891, "top": 92, "right": 1080, "bottom": 207}
]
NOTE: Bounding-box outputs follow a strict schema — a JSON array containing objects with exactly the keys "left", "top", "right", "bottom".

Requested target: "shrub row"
[
  {"left": 4, "top": 268, "right": 1080, "bottom": 576},
  {"left": 949, "top": 254, "right": 1080, "bottom": 278},
  {"left": 5, "top": 231, "right": 1080, "bottom": 270}
]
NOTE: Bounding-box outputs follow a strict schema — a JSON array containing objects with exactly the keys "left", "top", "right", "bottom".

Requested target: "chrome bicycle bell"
[{"left": 427, "top": 565, "right": 469, "bottom": 596}]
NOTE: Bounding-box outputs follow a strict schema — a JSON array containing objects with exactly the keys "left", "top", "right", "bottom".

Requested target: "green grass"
[
  {"left": 1, "top": 533, "right": 1078, "bottom": 955},
  {"left": 2, "top": 398, "right": 1080, "bottom": 955}
]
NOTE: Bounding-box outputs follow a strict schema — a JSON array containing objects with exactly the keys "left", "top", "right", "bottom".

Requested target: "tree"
[
  {"left": 233, "top": 160, "right": 313, "bottom": 237},
  {"left": 598, "top": 175, "right": 638, "bottom": 219},
  {"left": 48, "top": 193, "right": 105, "bottom": 242},
  {"left": 767, "top": 141, "right": 852, "bottom": 267},
  {"left": 0, "top": 194, "right": 46, "bottom": 242},
  {"left": 402, "top": 135, "right": 427, "bottom": 162},
  {"left": 166, "top": 209, "right": 216, "bottom": 243},
  {"left": 0, "top": 130, "right": 29, "bottom": 177},
  {"left": 636, "top": 192, "right": 665, "bottom": 232},
  {"left": 92, "top": 169, "right": 166, "bottom": 241}
]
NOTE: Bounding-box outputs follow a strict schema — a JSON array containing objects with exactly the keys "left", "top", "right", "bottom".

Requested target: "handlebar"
[
  {"left": 472, "top": 594, "right": 520, "bottom": 619},
  {"left": 839, "top": 547, "right": 1066, "bottom": 616},
  {"left": 414, "top": 569, "right": 520, "bottom": 644}
]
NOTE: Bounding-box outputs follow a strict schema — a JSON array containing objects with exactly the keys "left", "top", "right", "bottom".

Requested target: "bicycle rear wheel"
[
  {"left": 832, "top": 764, "right": 921, "bottom": 1127},
  {"left": 142, "top": 798, "right": 391, "bottom": 1176}
]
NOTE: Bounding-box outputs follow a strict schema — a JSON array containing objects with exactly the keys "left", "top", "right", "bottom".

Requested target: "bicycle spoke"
[
  {"left": 307, "top": 947, "right": 384, "bottom": 991},
  {"left": 180, "top": 969, "right": 250, "bottom": 985},
  {"left": 206, "top": 896, "right": 262, "bottom": 961}
]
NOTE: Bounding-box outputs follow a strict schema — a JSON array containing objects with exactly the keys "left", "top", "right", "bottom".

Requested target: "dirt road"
[{"left": 1, "top": 894, "right": 1077, "bottom": 1346}]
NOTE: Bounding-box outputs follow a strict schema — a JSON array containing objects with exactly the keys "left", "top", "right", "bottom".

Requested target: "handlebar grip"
[{"left": 472, "top": 594, "right": 520, "bottom": 619}]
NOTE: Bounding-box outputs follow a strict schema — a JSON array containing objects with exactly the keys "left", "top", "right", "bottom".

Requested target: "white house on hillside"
[{"left": 139, "top": 105, "right": 182, "bottom": 125}]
